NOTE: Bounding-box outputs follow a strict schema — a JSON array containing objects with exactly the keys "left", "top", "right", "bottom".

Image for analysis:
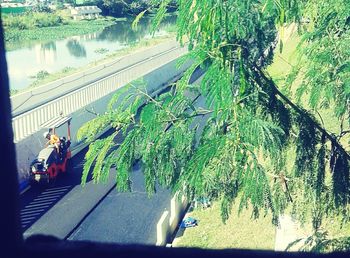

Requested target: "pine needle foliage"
[
  {"left": 286, "top": 230, "right": 350, "bottom": 253},
  {"left": 79, "top": 0, "right": 350, "bottom": 243}
]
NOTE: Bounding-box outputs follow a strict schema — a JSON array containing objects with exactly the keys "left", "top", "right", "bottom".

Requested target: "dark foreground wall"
[{"left": 13, "top": 234, "right": 350, "bottom": 258}]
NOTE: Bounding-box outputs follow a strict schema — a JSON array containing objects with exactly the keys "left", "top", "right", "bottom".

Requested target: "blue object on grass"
[{"left": 180, "top": 217, "right": 198, "bottom": 228}]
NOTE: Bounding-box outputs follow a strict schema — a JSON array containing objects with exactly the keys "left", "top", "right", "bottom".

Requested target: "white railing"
[{"left": 12, "top": 46, "right": 187, "bottom": 143}]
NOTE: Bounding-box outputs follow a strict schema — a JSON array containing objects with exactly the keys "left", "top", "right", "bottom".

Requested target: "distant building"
[
  {"left": 1, "top": 0, "right": 25, "bottom": 3},
  {"left": 0, "top": 1, "right": 31, "bottom": 14},
  {"left": 70, "top": 6, "right": 102, "bottom": 20}
]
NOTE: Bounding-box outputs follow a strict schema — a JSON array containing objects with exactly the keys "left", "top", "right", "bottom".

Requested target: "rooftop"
[{"left": 71, "top": 5, "right": 102, "bottom": 15}]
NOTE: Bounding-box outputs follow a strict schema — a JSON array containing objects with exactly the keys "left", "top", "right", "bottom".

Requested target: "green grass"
[
  {"left": 267, "top": 27, "right": 343, "bottom": 136},
  {"left": 4, "top": 18, "right": 117, "bottom": 51},
  {"left": 267, "top": 27, "right": 350, "bottom": 247},
  {"left": 322, "top": 217, "right": 350, "bottom": 239},
  {"left": 173, "top": 202, "right": 276, "bottom": 250},
  {"left": 267, "top": 35, "right": 300, "bottom": 80},
  {"left": 28, "top": 67, "right": 75, "bottom": 89},
  {"left": 175, "top": 25, "right": 350, "bottom": 250}
]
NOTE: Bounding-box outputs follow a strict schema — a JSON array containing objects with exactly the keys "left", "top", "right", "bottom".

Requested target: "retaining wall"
[
  {"left": 156, "top": 192, "right": 188, "bottom": 246},
  {"left": 16, "top": 57, "right": 192, "bottom": 192}
]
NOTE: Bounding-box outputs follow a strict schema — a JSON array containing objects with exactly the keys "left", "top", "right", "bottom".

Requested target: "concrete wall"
[
  {"left": 156, "top": 211, "right": 170, "bottom": 246},
  {"left": 156, "top": 192, "right": 188, "bottom": 246},
  {"left": 16, "top": 57, "right": 192, "bottom": 192}
]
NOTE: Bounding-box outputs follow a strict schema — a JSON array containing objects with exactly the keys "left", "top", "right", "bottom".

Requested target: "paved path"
[
  {"left": 67, "top": 74, "right": 206, "bottom": 245},
  {"left": 274, "top": 215, "right": 305, "bottom": 251},
  {"left": 21, "top": 142, "right": 116, "bottom": 238},
  {"left": 22, "top": 130, "right": 173, "bottom": 244},
  {"left": 67, "top": 162, "right": 172, "bottom": 245},
  {"left": 22, "top": 66, "right": 204, "bottom": 245}
]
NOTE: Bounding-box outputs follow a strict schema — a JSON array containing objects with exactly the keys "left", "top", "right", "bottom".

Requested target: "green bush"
[
  {"left": 2, "top": 12, "right": 64, "bottom": 30},
  {"left": 3, "top": 15, "right": 29, "bottom": 29},
  {"left": 3, "top": 18, "right": 116, "bottom": 48},
  {"left": 34, "top": 13, "right": 63, "bottom": 28},
  {"left": 62, "top": 67, "right": 74, "bottom": 73},
  {"left": 36, "top": 70, "right": 50, "bottom": 80}
]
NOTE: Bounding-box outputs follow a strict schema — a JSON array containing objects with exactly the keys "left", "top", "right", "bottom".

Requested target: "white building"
[{"left": 70, "top": 6, "right": 102, "bottom": 20}]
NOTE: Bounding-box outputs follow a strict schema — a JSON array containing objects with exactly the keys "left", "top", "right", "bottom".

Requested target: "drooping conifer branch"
[
  {"left": 254, "top": 65, "right": 350, "bottom": 161},
  {"left": 78, "top": 1, "right": 350, "bottom": 247}
]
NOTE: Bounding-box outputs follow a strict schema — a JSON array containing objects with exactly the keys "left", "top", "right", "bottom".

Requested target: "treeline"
[
  {"left": 78, "top": 0, "right": 177, "bottom": 17},
  {"left": 2, "top": 0, "right": 177, "bottom": 31},
  {"left": 2, "top": 12, "right": 65, "bottom": 30}
]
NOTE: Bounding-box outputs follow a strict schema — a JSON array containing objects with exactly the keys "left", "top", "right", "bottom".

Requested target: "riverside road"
[
  {"left": 21, "top": 145, "right": 172, "bottom": 244},
  {"left": 20, "top": 66, "right": 204, "bottom": 245}
]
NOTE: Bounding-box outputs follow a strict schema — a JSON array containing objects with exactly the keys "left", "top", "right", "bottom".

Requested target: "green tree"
[
  {"left": 78, "top": 0, "right": 350, "bottom": 250},
  {"left": 80, "top": 0, "right": 152, "bottom": 16},
  {"left": 31, "top": 1, "right": 52, "bottom": 13}
]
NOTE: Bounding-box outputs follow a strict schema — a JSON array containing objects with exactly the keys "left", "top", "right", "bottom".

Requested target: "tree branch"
[
  {"left": 85, "top": 108, "right": 98, "bottom": 116},
  {"left": 163, "top": 109, "right": 215, "bottom": 123},
  {"left": 338, "top": 130, "right": 350, "bottom": 140},
  {"left": 253, "top": 66, "right": 350, "bottom": 161},
  {"left": 131, "top": 84, "right": 178, "bottom": 121},
  {"left": 163, "top": 94, "right": 202, "bottom": 132}
]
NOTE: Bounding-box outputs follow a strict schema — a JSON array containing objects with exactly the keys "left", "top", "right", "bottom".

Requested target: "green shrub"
[
  {"left": 36, "top": 70, "right": 50, "bottom": 80},
  {"left": 3, "top": 15, "right": 29, "bottom": 30},
  {"left": 4, "top": 18, "right": 116, "bottom": 48},
  {"left": 62, "top": 67, "right": 74, "bottom": 73},
  {"left": 2, "top": 12, "right": 64, "bottom": 30},
  {"left": 33, "top": 12, "right": 63, "bottom": 28}
]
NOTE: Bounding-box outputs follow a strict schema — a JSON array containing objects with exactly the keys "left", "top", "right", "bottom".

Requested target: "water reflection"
[
  {"left": 97, "top": 19, "right": 152, "bottom": 43},
  {"left": 70, "top": 32, "right": 99, "bottom": 41},
  {"left": 35, "top": 41, "right": 57, "bottom": 65},
  {"left": 41, "top": 41, "right": 57, "bottom": 52},
  {"left": 66, "top": 39, "right": 87, "bottom": 58},
  {"left": 6, "top": 15, "right": 177, "bottom": 90},
  {"left": 97, "top": 16, "right": 175, "bottom": 44}
]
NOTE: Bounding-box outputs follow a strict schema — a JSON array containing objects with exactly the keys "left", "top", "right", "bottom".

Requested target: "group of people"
[{"left": 43, "top": 131, "right": 61, "bottom": 155}]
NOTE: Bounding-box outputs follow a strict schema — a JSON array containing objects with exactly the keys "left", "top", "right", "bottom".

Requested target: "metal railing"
[{"left": 12, "top": 45, "right": 187, "bottom": 143}]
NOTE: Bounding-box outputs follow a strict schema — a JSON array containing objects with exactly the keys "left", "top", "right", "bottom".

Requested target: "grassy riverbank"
[
  {"left": 4, "top": 17, "right": 118, "bottom": 50},
  {"left": 173, "top": 202, "right": 276, "bottom": 250}
]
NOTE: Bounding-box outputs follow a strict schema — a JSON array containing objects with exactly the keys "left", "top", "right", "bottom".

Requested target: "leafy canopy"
[{"left": 78, "top": 0, "right": 350, "bottom": 245}]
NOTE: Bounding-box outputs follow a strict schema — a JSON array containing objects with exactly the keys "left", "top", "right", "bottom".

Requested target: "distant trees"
[
  {"left": 79, "top": 0, "right": 176, "bottom": 17},
  {"left": 2, "top": 12, "right": 64, "bottom": 30},
  {"left": 98, "top": 0, "right": 149, "bottom": 16},
  {"left": 31, "top": 0, "right": 52, "bottom": 13}
]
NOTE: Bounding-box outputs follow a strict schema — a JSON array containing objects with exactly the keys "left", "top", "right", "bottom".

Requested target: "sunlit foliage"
[{"left": 79, "top": 0, "right": 350, "bottom": 250}]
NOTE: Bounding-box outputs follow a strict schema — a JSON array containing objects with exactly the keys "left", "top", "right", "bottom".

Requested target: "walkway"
[{"left": 274, "top": 215, "right": 306, "bottom": 251}]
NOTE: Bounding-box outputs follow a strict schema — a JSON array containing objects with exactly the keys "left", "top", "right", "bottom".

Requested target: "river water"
[{"left": 5, "top": 16, "right": 176, "bottom": 91}]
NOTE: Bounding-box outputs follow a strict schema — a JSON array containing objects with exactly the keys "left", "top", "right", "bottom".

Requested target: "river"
[{"left": 5, "top": 16, "right": 176, "bottom": 91}]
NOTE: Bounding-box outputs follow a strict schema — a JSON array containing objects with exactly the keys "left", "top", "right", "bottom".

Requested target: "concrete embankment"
[{"left": 15, "top": 40, "right": 191, "bottom": 192}]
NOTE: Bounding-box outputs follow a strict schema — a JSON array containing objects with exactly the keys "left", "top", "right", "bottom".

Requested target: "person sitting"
[{"left": 44, "top": 131, "right": 60, "bottom": 155}]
